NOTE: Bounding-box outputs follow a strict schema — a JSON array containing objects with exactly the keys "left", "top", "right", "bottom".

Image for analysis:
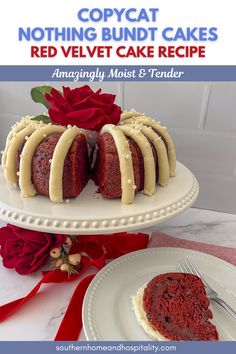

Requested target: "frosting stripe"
[
  {"left": 100, "top": 124, "right": 135, "bottom": 204},
  {"left": 49, "top": 127, "right": 82, "bottom": 203},
  {"left": 1, "top": 118, "right": 40, "bottom": 168},
  {"left": 119, "top": 125, "right": 156, "bottom": 196},
  {"left": 122, "top": 114, "right": 176, "bottom": 177},
  {"left": 121, "top": 111, "right": 144, "bottom": 121},
  {"left": 19, "top": 125, "right": 66, "bottom": 198},
  {"left": 137, "top": 125, "right": 169, "bottom": 187},
  {"left": 4, "top": 125, "right": 40, "bottom": 183}
]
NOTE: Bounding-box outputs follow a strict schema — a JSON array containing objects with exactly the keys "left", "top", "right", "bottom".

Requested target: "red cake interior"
[
  {"left": 93, "top": 133, "right": 158, "bottom": 199},
  {"left": 143, "top": 273, "right": 219, "bottom": 341},
  {"left": 15, "top": 129, "right": 161, "bottom": 200},
  {"left": 16, "top": 133, "right": 90, "bottom": 199}
]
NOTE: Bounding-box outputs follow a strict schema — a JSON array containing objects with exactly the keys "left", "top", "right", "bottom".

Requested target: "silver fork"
[{"left": 178, "top": 258, "right": 236, "bottom": 320}]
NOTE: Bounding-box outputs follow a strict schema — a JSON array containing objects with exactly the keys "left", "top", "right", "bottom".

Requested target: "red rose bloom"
[
  {"left": 0, "top": 225, "right": 66, "bottom": 275},
  {"left": 45, "top": 85, "right": 122, "bottom": 132}
]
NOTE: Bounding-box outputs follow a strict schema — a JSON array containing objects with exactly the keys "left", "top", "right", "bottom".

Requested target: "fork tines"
[{"left": 178, "top": 259, "right": 207, "bottom": 286}]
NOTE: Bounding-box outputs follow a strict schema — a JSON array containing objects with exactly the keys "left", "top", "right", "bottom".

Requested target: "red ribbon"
[{"left": 0, "top": 233, "right": 149, "bottom": 340}]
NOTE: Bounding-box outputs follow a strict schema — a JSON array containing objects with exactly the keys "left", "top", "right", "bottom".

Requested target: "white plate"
[
  {"left": 82, "top": 247, "right": 236, "bottom": 341},
  {"left": 0, "top": 162, "right": 198, "bottom": 235}
]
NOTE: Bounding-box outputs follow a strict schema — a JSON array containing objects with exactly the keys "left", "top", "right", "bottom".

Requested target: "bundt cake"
[
  {"left": 1, "top": 110, "right": 177, "bottom": 204},
  {"left": 132, "top": 273, "right": 219, "bottom": 341},
  {"left": 93, "top": 110, "right": 176, "bottom": 204},
  {"left": 2, "top": 118, "right": 90, "bottom": 202}
]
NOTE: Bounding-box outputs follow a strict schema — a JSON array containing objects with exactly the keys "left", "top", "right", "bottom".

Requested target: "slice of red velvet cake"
[
  {"left": 16, "top": 133, "right": 90, "bottom": 199},
  {"left": 93, "top": 110, "right": 176, "bottom": 204},
  {"left": 3, "top": 119, "right": 90, "bottom": 203},
  {"left": 93, "top": 133, "right": 146, "bottom": 199},
  {"left": 132, "top": 273, "right": 219, "bottom": 341}
]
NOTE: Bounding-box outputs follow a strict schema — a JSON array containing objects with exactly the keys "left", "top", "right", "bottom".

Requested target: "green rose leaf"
[
  {"left": 31, "top": 115, "right": 51, "bottom": 124},
  {"left": 31, "top": 86, "right": 52, "bottom": 109}
]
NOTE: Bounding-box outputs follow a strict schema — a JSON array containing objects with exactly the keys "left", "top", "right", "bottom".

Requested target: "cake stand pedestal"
[{"left": 0, "top": 162, "right": 199, "bottom": 235}]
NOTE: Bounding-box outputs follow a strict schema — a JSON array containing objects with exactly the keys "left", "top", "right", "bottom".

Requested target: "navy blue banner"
[
  {"left": 0, "top": 65, "right": 236, "bottom": 81},
  {"left": 0, "top": 341, "right": 236, "bottom": 354}
]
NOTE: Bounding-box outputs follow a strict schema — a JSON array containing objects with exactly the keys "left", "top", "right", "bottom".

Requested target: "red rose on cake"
[
  {"left": 0, "top": 224, "right": 66, "bottom": 275},
  {"left": 45, "top": 85, "right": 122, "bottom": 131}
]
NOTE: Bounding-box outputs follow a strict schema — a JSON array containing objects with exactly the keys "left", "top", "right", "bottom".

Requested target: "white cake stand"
[{"left": 0, "top": 162, "right": 199, "bottom": 235}]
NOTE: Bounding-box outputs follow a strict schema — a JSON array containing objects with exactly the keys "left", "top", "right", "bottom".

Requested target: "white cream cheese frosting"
[
  {"left": 19, "top": 124, "right": 66, "bottom": 198},
  {"left": 119, "top": 124, "right": 156, "bottom": 196},
  {"left": 120, "top": 111, "right": 176, "bottom": 177},
  {"left": 99, "top": 110, "right": 176, "bottom": 204},
  {"left": 2, "top": 117, "right": 83, "bottom": 203},
  {"left": 100, "top": 124, "right": 135, "bottom": 204},
  {"left": 132, "top": 285, "right": 168, "bottom": 341},
  {"left": 49, "top": 126, "right": 82, "bottom": 203}
]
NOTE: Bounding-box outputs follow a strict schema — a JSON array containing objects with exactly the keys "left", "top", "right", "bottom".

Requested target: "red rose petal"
[
  {"left": 72, "top": 94, "right": 112, "bottom": 112},
  {"left": 54, "top": 234, "right": 67, "bottom": 245},
  {"left": 66, "top": 107, "right": 104, "bottom": 122},
  {"left": 100, "top": 93, "right": 116, "bottom": 104},
  {"left": 46, "top": 89, "right": 73, "bottom": 113},
  {"left": 29, "top": 254, "right": 49, "bottom": 273},
  {"left": 48, "top": 109, "right": 66, "bottom": 125},
  {"left": 64, "top": 85, "right": 95, "bottom": 105},
  {"left": 107, "top": 105, "right": 122, "bottom": 125},
  {"left": 46, "top": 85, "right": 122, "bottom": 131},
  {"left": 3, "top": 256, "right": 19, "bottom": 269},
  {"left": 0, "top": 227, "right": 15, "bottom": 246},
  {"left": 15, "top": 254, "right": 37, "bottom": 275},
  {"left": 0, "top": 225, "right": 65, "bottom": 275}
]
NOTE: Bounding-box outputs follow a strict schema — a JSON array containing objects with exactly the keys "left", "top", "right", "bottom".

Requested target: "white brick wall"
[{"left": 0, "top": 82, "right": 235, "bottom": 213}]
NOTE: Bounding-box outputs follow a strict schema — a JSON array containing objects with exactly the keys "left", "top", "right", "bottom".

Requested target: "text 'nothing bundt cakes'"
[{"left": 1, "top": 86, "right": 177, "bottom": 204}]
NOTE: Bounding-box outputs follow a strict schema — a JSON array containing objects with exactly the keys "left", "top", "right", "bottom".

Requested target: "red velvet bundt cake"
[
  {"left": 2, "top": 110, "right": 176, "bottom": 204},
  {"left": 93, "top": 111, "right": 176, "bottom": 204},
  {"left": 16, "top": 132, "right": 89, "bottom": 199},
  {"left": 2, "top": 119, "right": 90, "bottom": 202},
  {"left": 132, "top": 273, "right": 219, "bottom": 341}
]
